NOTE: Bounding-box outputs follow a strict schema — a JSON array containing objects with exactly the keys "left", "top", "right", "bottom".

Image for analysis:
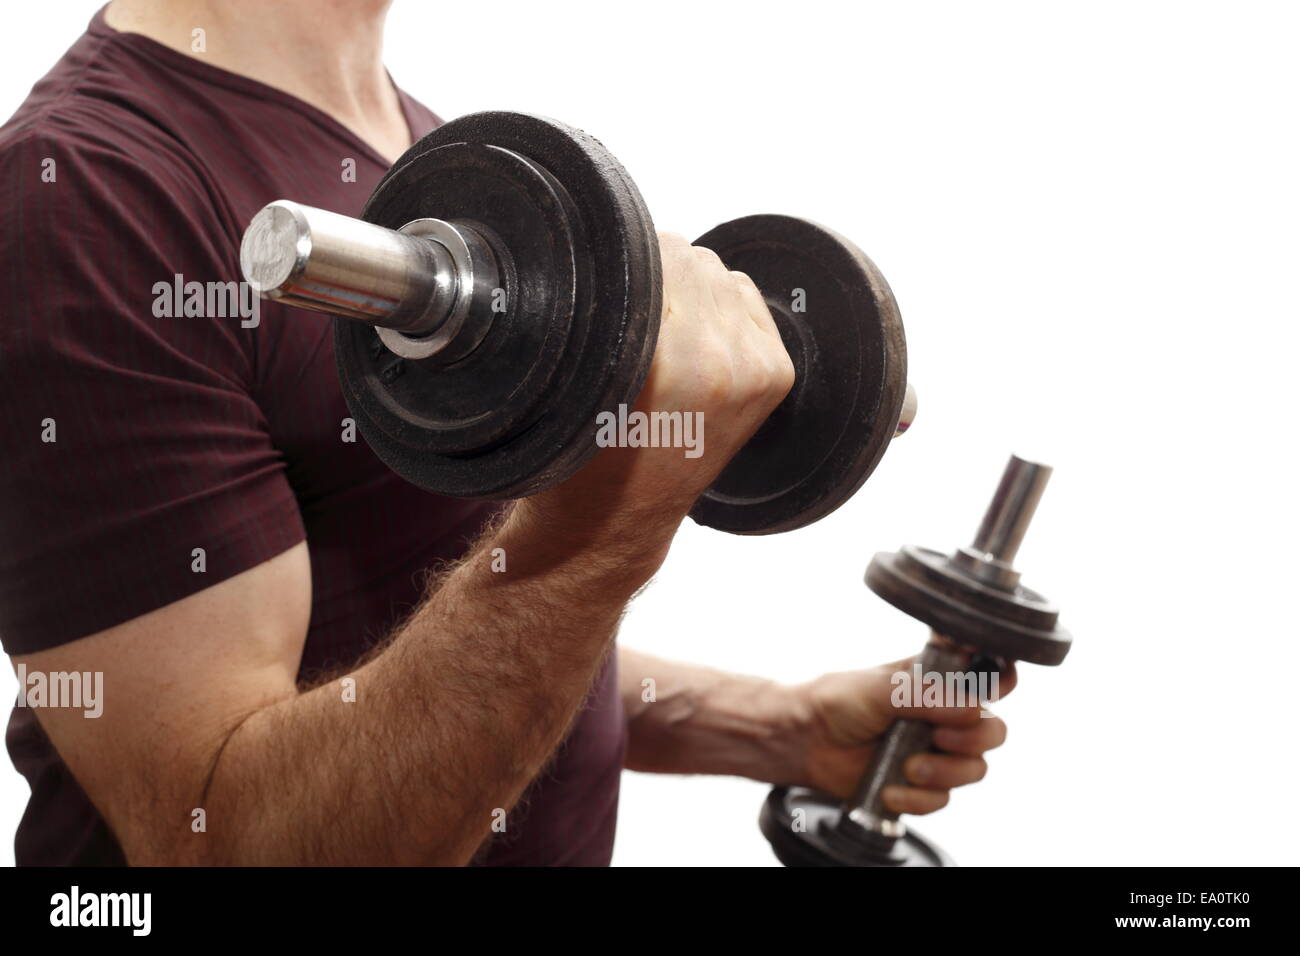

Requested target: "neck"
[{"left": 105, "top": 0, "right": 412, "bottom": 162}]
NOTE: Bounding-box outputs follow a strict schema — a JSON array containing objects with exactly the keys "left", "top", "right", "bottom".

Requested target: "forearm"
[
  {"left": 194, "top": 504, "right": 672, "bottom": 866},
  {"left": 619, "top": 648, "right": 808, "bottom": 784}
]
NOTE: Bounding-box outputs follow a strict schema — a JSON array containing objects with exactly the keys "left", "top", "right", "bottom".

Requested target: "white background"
[{"left": 2, "top": 0, "right": 1297, "bottom": 866}]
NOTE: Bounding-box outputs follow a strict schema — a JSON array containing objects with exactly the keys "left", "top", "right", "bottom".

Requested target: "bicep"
[{"left": 12, "top": 541, "right": 311, "bottom": 863}]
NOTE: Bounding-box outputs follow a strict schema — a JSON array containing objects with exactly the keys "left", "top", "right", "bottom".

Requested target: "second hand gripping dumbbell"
[
  {"left": 239, "top": 111, "right": 916, "bottom": 535},
  {"left": 760, "top": 454, "right": 1073, "bottom": 866}
]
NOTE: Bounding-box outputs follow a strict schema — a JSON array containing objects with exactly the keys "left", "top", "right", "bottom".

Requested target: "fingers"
[
  {"left": 807, "top": 652, "right": 1014, "bottom": 817},
  {"left": 657, "top": 231, "right": 708, "bottom": 325},
  {"left": 729, "top": 270, "right": 782, "bottom": 339},
  {"left": 656, "top": 230, "right": 781, "bottom": 339},
  {"left": 966, "top": 655, "right": 1019, "bottom": 703},
  {"left": 645, "top": 229, "right": 795, "bottom": 475},
  {"left": 885, "top": 654, "right": 1017, "bottom": 725},
  {"left": 932, "top": 713, "right": 1008, "bottom": 756},
  {"left": 905, "top": 753, "right": 988, "bottom": 789},
  {"left": 879, "top": 754, "right": 990, "bottom": 816},
  {"left": 881, "top": 785, "right": 949, "bottom": 816},
  {"left": 688, "top": 246, "right": 775, "bottom": 343},
  {"left": 891, "top": 697, "right": 986, "bottom": 728},
  {"left": 988, "top": 660, "right": 1018, "bottom": 700},
  {"left": 695, "top": 247, "right": 748, "bottom": 331}
]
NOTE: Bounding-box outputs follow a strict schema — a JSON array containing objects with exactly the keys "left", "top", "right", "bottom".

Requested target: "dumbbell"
[
  {"left": 759, "top": 454, "right": 1072, "bottom": 865},
  {"left": 238, "top": 111, "right": 916, "bottom": 534}
]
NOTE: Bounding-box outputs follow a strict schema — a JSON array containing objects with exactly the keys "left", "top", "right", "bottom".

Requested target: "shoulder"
[
  {"left": 0, "top": 99, "right": 236, "bottom": 308},
  {"left": 0, "top": 95, "right": 215, "bottom": 211},
  {"left": 0, "top": 101, "right": 251, "bottom": 377}
]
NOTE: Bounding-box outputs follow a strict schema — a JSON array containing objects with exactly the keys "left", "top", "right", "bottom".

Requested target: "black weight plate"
[
  {"left": 335, "top": 112, "right": 661, "bottom": 498},
  {"left": 350, "top": 143, "right": 575, "bottom": 455},
  {"left": 690, "top": 216, "right": 907, "bottom": 534},
  {"left": 760, "top": 787, "right": 953, "bottom": 867},
  {"left": 866, "top": 546, "right": 1073, "bottom": 665}
]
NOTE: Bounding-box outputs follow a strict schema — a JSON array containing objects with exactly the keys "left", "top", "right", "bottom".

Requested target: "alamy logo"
[
  {"left": 14, "top": 664, "right": 102, "bottom": 718},
  {"left": 890, "top": 662, "right": 999, "bottom": 713},
  {"left": 595, "top": 404, "right": 704, "bottom": 458},
  {"left": 152, "top": 274, "right": 260, "bottom": 328},
  {"left": 49, "top": 886, "right": 151, "bottom": 936}
]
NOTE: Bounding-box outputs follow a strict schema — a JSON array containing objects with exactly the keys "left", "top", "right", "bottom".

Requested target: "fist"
[
  {"left": 539, "top": 232, "right": 796, "bottom": 523},
  {"left": 793, "top": 654, "right": 1018, "bottom": 816}
]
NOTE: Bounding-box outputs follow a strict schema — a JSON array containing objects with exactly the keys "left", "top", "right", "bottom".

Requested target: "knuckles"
[{"left": 654, "top": 232, "right": 796, "bottom": 418}]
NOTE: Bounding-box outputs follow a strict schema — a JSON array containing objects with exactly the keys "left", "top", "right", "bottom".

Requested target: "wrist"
[
  {"left": 747, "top": 679, "right": 817, "bottom": 786},
  {"left": 494, "top": 495, "right": 675, "bottom": 598},
  {"left": 509, "top": 485, "right": 680, "bottom": 576},
  {"left": 689, "top": 674, "right": 814, "bottom": 785}
]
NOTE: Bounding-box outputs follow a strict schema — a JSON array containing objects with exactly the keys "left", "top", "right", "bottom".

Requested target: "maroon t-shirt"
[{"left": 0, "top": 9, "right": 624, "bottom": 866}]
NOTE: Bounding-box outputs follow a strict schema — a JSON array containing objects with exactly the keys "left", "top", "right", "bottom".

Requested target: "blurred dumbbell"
[{"left": 760, "top": 454, "right": 1072, "bottom": 865}]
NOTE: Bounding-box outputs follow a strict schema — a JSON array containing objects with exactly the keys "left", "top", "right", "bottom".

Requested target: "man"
[{"left": 0, "top": 1, "right": 1010, "bottom": 865}]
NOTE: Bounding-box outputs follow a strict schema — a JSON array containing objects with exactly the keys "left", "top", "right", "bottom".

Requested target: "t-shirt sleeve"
[{"left": 0, "top": 125, "right": 305, "bottom": 654}]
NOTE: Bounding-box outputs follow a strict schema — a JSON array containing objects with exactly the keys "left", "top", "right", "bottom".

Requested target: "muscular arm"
[
  {"left": 19, "top": 502, "right": 670, "bottom": 866},
  {"left": 15, "top": 234, "right": 794, "bottom": 865},
  {"left": 619, "top": 648, "right": 806, "bottom": 782},
  {"left": 619, "top": 647, "right": 1013, "bottom": 814}
]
